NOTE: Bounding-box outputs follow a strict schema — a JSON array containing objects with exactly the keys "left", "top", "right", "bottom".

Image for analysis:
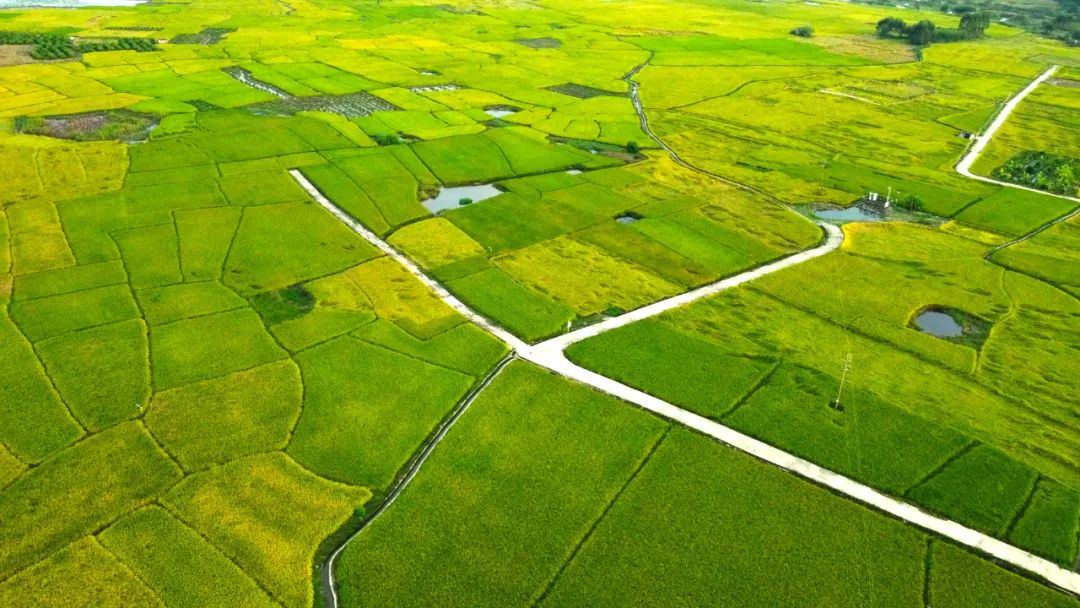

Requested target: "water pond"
[
  {"left": 813, "top": 206, "right": 883, "bottom": 222},
  {"left": 423, "top": 184, "right": 502, "bottom": 213},
  {"left": 914, "top": 310, "right": 963, "bottom": 338}
]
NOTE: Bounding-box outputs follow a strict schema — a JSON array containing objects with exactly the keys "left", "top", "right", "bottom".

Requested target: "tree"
[
  {"left": 626, "top": 140, "right": 640, "bottom": 154},
  {"left": 876, "top": 17, "right": 907, "bottom": 37},
  {"left": 959, "top": 11, "right": 991, "bottom": 38},
  {"left": 907, "top": 20, "right": 937, "bottom": 45},
  {"left": 897, "top": 194, "right": 925, "bottom": 212},
  {"left": 790, "top": 25, "right": 814, "bottom": 38}
]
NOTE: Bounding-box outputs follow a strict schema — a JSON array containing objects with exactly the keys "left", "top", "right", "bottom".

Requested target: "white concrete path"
[
  {"left": 955, "top": 65, "right": 1060, "bottom": 188},
  {"left": 533, "top": 224, "right": 842, "bottom": 353},
  {"left": 291, "top": 169, "right": 1080, "bottom": 598},
  {"left": 955, "top": 65, "right": 1080, "bottom": 251}
]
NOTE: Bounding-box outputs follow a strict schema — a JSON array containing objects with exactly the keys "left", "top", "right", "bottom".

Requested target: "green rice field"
[{"left": 0, "top": 0, "right": 1077, "bottom": 605}]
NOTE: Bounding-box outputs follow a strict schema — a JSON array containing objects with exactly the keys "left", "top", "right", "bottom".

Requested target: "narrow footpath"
[
  {"left": 320, "top": 356, "right": 515, "bottom": 608},
  {"left": 291, "top": 169, "right": 1080, "bottom": 601}
]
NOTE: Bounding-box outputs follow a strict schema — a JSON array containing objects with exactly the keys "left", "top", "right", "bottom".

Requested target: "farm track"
[
  {"left": 318, "top": 355, "right": 515, "bottom": 608},
  {"left": 292, "top": 162, "right": 1080, "bottom": 600},
  {"left": 952, "top": 64, "right": 1080, "bottom": 255},
  {"left": 621, "top": 56, "right": 787, "bottom": 204}
]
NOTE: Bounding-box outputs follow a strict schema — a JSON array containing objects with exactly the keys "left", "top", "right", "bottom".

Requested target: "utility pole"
[{"left": 831, "top": 353, "right": 852, "bottom": 411}]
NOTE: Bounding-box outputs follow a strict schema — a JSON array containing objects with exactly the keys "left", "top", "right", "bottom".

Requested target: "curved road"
[{"left": 953, "top": 64, "right": 1080, "bottom": 252}]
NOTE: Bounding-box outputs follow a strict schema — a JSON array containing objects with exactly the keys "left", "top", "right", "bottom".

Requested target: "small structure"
[{"left": 855, "top": 191, "right": 892, "bottom": 215}]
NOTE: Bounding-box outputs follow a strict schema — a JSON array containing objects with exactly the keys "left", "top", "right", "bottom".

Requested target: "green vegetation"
[
  {"left": 0, "top": 538, "right": 160, "bottom": 608},
  {"left": 337, "top": 362, "right": 669, "bottom": 607},
  {"left": 99, "top": 506, "right": 278, "bottom": 608},
  {"left": 0, "top": 422, "right": 182, "bottom": 581},
  {"left": 0, "top": 0, "right": 1077, "bottom": 605},
  {"left": 15, "top": 111, "right": 157, "bottom": 142},
  {"left": 162, "top": 453, "right": 369, "bottom": 608},
  {"left": 929, "top": 542, "right": 1080, "bottom": 607},
  {"left": 992, "top": 150, "right": 1080, "bottom": 195},
  {"left": 907, "top": 445, "right": 1038, "bottom": 534},
  {"left": 340, "top": 365, "right": 1080, "bottom": 607},
  {"left": 858, "top": 0, "right": 1078, "bottom": 45},
  {"left": 145, "top": 360, "right": 302, "bottom": 470},
  {"left": 1007, "top": 478, "right": 1080, "bottom": 566},
  {"left": 875, "top": 13, "right": 991, "bottom": 45},
  {"left": 288, "top": 337, "right": 473, "bottom": 487},
  {"left": 149, "top": 309, "right": 287, "bottom": 390},
  {"left": 0, "top": 31, "right": 155, "bottom": 60},
  {"left": 568, "top": 221, "right": 1080, "bottom": 563},
  {"left": 539, "top": 429, "right": 927, "bottom": 607}
]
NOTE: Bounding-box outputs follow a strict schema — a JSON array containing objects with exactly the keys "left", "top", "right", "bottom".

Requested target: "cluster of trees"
[
  {"left": 0, "top": 31, "right": 157, "bottom": 60},
  {"left": 875, "top": 11, "right": 990, "bottom": 45},
  {"left": 0, "top": 32, "right": 72, "bottom": 59},
  {"left": 0, "top": 31, "right": 66, "bottom": 45},
  {"left": 76, "top": 38, "right": 158, "bottom": 53},
  {"left": 29, "top": 37, "right": 78, "bottom": 60},
  {"left": 992, "top": 151, "right": 1080, "bottom": 196},
  {"left": 859, "top": 0, "right": 1075, "bottom": 45}
]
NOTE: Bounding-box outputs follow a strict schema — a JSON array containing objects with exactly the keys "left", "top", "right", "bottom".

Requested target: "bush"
[
  {"left": 897, "top": 194, "right": 924, "bottom": 212},
  {"left": 790, "top": 25, "right": 814, "bottom": 37},
  {"left": 907, "top": 20, "right": 936, "bottom": 45},
  {"left": 992, "top": 151, "right": 1080, "bottom": 196},
  {"left": 876, "top": 17, "right": 907, "bottom": 38}
]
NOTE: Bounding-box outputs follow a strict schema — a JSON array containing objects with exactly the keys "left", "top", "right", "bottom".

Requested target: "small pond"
[
  {"left": 913, "top": 310, "right": 963, "bottom": 338},
  {"left": 566, "top": 168, "right": 583, "bottom": 175},
  {"left": 423, "top": 184, "right": 502, "bottom": 213},
  {"left": 813, "top": 206, "right": 883, "bottom": 222},
  {"left": 614, "top": 211, "right": 643, "bottom": 224}
]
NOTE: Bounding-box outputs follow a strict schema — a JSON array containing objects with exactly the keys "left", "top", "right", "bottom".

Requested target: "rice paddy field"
[{"left": 0, "top": 0, "right": 1078, "bottom": 605}]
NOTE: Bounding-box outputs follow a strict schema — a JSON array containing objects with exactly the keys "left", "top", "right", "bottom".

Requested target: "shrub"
[
  {"left": 908, "top": 20, "right": 936, "bottom": 45},
  {"left": 992, "top": 151, "right": 1080, "bottom": 196},
  {"left": 897, "top": 194, "right": 924, "bottom": 212}
]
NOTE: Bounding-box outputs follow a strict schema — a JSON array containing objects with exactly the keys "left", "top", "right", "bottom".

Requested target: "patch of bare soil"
[{"left": 0, "top": 45, "right": 34, "bottom": 66}]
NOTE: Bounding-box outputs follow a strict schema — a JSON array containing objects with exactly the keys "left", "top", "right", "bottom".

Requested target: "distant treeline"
[
  {"left": 857, "top": 0, "right": 1078, "bottom": 46},
  {"left": 875, "top": 12, "right": 990, "bottom": 45},
  {"left": 0, "top": 31, "right": 157, "bottom": 60}
]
